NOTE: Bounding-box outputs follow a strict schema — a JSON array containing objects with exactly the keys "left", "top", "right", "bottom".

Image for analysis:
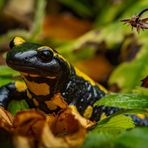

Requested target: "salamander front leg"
[{"left": 0, "top": 82, "right": 27, "bottom": 109}]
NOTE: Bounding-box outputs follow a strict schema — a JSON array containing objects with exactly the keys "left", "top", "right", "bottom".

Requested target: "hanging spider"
[{"left": 121, "top": 8, "right": 148, "bottom": 33}]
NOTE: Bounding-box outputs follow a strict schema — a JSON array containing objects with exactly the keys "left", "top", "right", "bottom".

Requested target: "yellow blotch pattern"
[
  {"left": 100, "top": 113, "right": 107, "bottom": 120},
  {"left": 24, "top": 77, "right": 50, "bottom": 96},
  {"left": 75, "top": 67, "right": 107, "bottom": 93},
  {"left": 137, "top": 114, "right": 145, "bottom": 119},
  {"left": 15, "top": 81, "right": 27, "bottom": 92},
  {"left": 45, "top": 100, "right": 57, "bottom": 110},
  {"left": 83, "top": 105, "right": 93, "bottom": 119}
]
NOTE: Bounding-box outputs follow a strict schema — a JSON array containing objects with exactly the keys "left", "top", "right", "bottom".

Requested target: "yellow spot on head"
[
  {"left": 15, "top": 81, "right": 27, "bottom": 92},
  {"left": 13, "top": 37, "right": 25, "bottom": 46},
  {"left": 83, "top": 105, "right": 93, "bottom": 119}
]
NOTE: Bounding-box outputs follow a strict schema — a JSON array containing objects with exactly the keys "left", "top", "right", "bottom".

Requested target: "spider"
[{"left": 121, "top": 8, "right": 148, "bottom": 33}]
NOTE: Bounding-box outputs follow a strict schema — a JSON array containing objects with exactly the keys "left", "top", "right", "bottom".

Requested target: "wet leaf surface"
[{"left": 95, "top": 93, "right": 148, "bottom": 109}]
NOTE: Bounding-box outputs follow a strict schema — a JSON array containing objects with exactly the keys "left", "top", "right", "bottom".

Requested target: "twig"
[{"left": 121, "top": 8, "right": 148, "bottom": 33}]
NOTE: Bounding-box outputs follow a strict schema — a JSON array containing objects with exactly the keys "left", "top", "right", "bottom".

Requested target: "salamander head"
[{"left": 7, "top": 37, "right": 71, "bottom": 98}]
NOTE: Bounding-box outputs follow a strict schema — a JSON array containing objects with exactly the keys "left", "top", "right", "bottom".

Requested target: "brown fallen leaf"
[
  {"left": 42, "top": 14, "right": 91, "bottom": 40},
  {"left": 76, "top": 55, "right": 113, "bottom": 82},
  {"left": 0, "top": 93, "right": 93, "bottom": 148},
  {"left": 11, "top": 107, "right": 87, "bottom": 147},
  {"left": 13, "top": 109, "right": 46, "bottom": 136},
  {"left": 55, "top": 108, "right": 87, "bottom": 147},
  {"left": 40, "top": 122, "right": 69, "bottom": 148},
  {"left": 13, "top": 135, "right": 34, "bottom": 148},
  {"left": 0, "top": 107, "right": 13, "bottom": 132}
]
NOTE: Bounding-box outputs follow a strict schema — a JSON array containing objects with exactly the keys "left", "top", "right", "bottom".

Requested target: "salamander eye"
[{"left": 37, "top": 48, "right": 53, "bottom": 61}]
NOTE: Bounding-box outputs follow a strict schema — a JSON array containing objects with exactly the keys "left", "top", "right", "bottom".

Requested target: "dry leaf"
[
  {"left": 42, "top": 14, "right": 91, "bottom": 40},
  {"left": 0, "top": 107, "right": 13, "bottom": 132},
  {"left": 76, "top": 55, "right": 112, "bottom": 82}
]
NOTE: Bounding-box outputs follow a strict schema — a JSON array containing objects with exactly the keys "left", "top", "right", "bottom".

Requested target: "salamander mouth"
[{"left": 7, "top": 61, "right": 56, "bottom": 78}]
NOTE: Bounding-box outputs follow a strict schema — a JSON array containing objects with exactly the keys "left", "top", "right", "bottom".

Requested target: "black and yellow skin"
[{"left": 0, "top": 37, "right": 147, "bottom": 125}]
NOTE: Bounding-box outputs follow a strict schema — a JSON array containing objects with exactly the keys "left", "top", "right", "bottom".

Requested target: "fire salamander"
[{"left": 0, "top": 37, "right": 147, "bottom": 125}]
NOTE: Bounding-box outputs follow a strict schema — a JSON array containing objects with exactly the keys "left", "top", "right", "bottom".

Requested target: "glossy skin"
[
  {"left": 0, "top": 37, "right": 148, "bottom": 125},
  {"left": 6, "top": 37, "right": 108, "bottom": 120}
]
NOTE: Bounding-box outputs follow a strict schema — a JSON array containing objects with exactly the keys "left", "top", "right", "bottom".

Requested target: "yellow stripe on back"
[
  {"left": 75, "top": 67, "right": 96, "bottom": 85},
  {"left": 74, "top": 67, "right": 107, "bottom": 93}
]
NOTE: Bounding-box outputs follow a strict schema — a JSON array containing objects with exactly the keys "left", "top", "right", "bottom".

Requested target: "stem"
[
  {"left": 138, "top": 8, "right": 148, "bottom": 18},
  {"left": 135, "top": 8, "right": 148, "bottom": 23}
]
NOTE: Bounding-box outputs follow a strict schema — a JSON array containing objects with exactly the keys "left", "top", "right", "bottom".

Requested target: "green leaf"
[
  {"left": 0, "top": 66, "right": 19, "bottom": 77},
  {"left": 133, "top": 87, "right": 148, "bottom": 96},
  {"left": 0, "top": 77, "right": 15, "bottom": 87},
  {"left": 0, "top": 66, "right": 20, "bottom": 86},
  {"left": 94, "top": 93, "right": 148, "bottom": 109},
  {"left": 115, "top": 127, "right": 148, "bottom": 148},
  {"left": 7, "top": 99, "right": 29, "bottom": 115},
  {"left": 109, "top": 44, "right": 148, "bottom": 92},
  {"left": 122, "top": 0, "right": 148, "bottom": 18},
  {"left": 81, "top": 127, "right": 148, "bottom": 148},
  {"left": 29, "top": 0, "right": 46, "bottom": 40},
  {"left": 58, "top": 22, "right": 129, "bottom": 62},
  {"left": 0, "top": 0, "right": 5, "bottom": 10},
  {"left": 95, "top": 0, "right": 135, "bottom": 27},
  {"left": 81, "top": 132, "right": 114, "bottom": 148},
  {"left": 92, "top": 115, "right": 135, "bottom": 135},
  {"left": 57, "top": 0, "right": 93, "bottom": 17}
]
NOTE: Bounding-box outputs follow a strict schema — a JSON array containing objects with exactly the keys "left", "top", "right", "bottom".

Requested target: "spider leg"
[{"left": 136, "top": 24, "right": 141, "bottom": 33}]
